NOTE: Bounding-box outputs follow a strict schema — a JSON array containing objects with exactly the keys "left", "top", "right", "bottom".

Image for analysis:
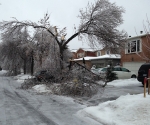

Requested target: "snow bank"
[
  {"left": 108, "top": 78, "right": 141, "bottom": 87},
  {"left": 0, "top": 70, "right": 7, "bottom": 75},
  {"left": 77, "top": 93, "right": 150, "bottom": 125},
  {"left": 14, "top": 74, "right": 33, "bottom": 83}
]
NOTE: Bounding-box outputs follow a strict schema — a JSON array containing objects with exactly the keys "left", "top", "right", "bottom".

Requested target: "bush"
[{"left": 106, "top": 67, "right": 118, "bottom": 82}]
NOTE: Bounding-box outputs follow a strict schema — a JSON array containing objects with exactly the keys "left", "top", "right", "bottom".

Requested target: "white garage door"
[{"left": 123, "top": 62, "right": 146, "bottom": 74}]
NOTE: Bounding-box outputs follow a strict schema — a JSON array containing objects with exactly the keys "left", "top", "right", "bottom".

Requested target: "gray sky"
[{"left": 0, "top": 0, "right": 150, "bottom": 50}]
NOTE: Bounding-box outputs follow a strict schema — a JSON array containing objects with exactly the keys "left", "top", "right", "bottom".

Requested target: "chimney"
[{"left": 140, "top": 31, "right": 143, "bottom": 34}]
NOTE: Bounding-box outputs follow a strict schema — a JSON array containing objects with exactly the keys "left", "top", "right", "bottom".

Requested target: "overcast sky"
[{"left": 0, "top": 0, "right": 150, "bottom": 50}]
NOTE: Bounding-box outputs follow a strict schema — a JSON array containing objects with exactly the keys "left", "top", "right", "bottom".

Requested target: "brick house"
[
  {"left": 75, "top": 48, "right": 96, "bottom": 59},
  {"left": 71, "top": 49, "right": 77, "bottom": 59},
  {"left": 121, "top": 33, "right": 150, "bottom": 74},
  {"left": 73, "top": 57, "right": 93, "bottom": 69},
  {"left": 72, "top": 47, "right": 115, "bottom": 59},
  {"left": 73, "top": 54, "right": 120, "bottom": 69},
  {"left": 72, "top": 48, "right": 120, "bottom": 69},
  {"left": 90, "top": 54, "right": 121, "bottom": 68},
  {"left": 71, "top": 48, "right": 97, "bottom": 69}
]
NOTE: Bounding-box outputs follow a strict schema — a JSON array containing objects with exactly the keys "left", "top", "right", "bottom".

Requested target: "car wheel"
[{"left": 131, "top": 75, "right": 136, "bottom": 78}]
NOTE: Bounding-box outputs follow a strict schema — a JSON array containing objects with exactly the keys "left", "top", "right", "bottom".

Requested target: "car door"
[
  {"left": 120, "top": 68, "right": 131, "bottom": 79},
  {"left": 113, "top": 67, "right": 122, "bottom": 79}
]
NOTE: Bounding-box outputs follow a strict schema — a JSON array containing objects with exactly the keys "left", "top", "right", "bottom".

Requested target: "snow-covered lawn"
[
  {"left": 77, "top": 93, "right": 150, "bottom": 125},
  {"left": 11, "top": 72, "right": 149, "bottom": 125},
  {"left": 107, "top": 78, "right": 141, "bottom": 87}
]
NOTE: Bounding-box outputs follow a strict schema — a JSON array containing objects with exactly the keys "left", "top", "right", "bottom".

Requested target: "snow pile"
[
  {"left": 77, "top": 93, "right": 150, "bottom": 125},
  {"left": 15, "top": 74, "right": 33, "bottom": 83},
  {"left": 90, "top": 54, "right": 121, "bottom": 60},
  {"left": 74, "top": 56, "right": 96, "bottom": 61},
  {"left": 0, "top": 70, "right": 8, "bottom": 75},
  {"left": 32, "top": 84, "right": 52, "bottom": 93},
  {"left": 18, "top": 74, "right": 33, "bottom": 79},
  {"left": 107, "top": 78, "right": 141, "bottom": 87},
  {"left": 74, "top": 54, "right": 121, "bottom": 61}
]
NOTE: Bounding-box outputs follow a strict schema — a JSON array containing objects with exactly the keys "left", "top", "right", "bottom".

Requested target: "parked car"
[
  {"left": 99, "top": 66, "right": 136, "bottom": 79},
  {"left": 137, "top": 63, "right": 150, "bottom": 85},
  {"left": 34, "top": 70, "right": 55, "bottom": 82},
  {"left": 91, "top": 68, "right": 103, "bottom": 75}
]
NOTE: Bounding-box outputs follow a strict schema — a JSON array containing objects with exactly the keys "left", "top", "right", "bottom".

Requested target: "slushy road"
[{"left": 0, "top": 76, "right": 100, "bottom": 125}]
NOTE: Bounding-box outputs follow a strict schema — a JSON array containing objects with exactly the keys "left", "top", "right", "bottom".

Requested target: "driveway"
[{"left": 75, "top": 79, "right": 144, "bottom": 106}]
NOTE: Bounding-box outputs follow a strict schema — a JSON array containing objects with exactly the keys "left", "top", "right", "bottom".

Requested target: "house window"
[
  {"left": 105, "top": 50, "right": 110, "bottom": 55},
  {"left": 126, "top": 39, "right": 141, "bottom": 54},
  {"left": 77, "top": 52, "right": 84, "bottom": 58},
  {"left": 97, "top": 51, "right": 101, "bottom": 56}
]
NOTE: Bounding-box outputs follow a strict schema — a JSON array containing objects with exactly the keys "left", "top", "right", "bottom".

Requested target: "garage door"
[{"left": 123, "top": 62, "right": 146, "bottom": 74}]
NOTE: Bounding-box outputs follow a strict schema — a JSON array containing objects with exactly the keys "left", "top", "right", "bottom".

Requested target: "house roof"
[
  {"left": 70, "top": 47, "right": 104, "bottom": 53},
  {"left": 76, "top": 48, "right": 102, "bottom": 53},
  {"left": 127, "top": 33, "right": 149, "bottom": 40},
  {"left": 76, "top": 48, "right": 95, "bottom": 52},
  {"left": 70, "top": 49, "right": 78, "bottom": 53},
  {"left": 89, "top": 54, "right": 121, "bottom": 60},
  {"left": 73, "top": 54, "right": 121, "bottom": 61},
  {"left": 73, "top": 56, "right": 95, "bottom": 61}
]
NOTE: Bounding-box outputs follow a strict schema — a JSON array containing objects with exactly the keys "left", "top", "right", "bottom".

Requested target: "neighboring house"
[
  {"left": 73, "top": 57, "right": 93, "bottom": 69},
  {"left": 95, "top": 46, "right": 120, "bottom": 56},
  {"left": 90, "top": 54, "right": 121, "bottom": 68},
  {"left": 71, "top": 49, "right": 77, "bottom": 59},
  {"left": 74, "top": 54, "right": 121, "bottom": 69},
  {"left": 95, "top": 49, "right": 109, "bottom": 57},
  {"left": 121, "top": 33, "right": 150, "bottom": 73},
  {"left": 72, "top": 47, "right": 121, "bottom": 69},
  {"left": 72, "top": 47, "right": 117, "bottom": 59},
  {"left": 75, "top": 48, "right": 96, "bottom": 59}
]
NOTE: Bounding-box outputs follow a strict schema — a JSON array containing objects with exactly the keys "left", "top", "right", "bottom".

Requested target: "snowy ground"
[
  {"left": 107, "top": 78, "right": 141, "bottom": 87},
  {"left": 8, "top": 71, "right": 150, "bottom": 125}
]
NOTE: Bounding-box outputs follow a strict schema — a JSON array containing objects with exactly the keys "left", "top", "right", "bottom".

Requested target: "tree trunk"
[
  {"left": 23, "top": 58, "right": 27, "bottom": 74},
  {"left": 31, "top": 51, "right": 34, "bottom": 76},
  {"left": 59, "top": 46, "right": 64, "bottom": 70},
  {"left": 14, "top": 65, "right": 17, "bottom": 76},
  {"left": 39, "top": 55, "right": 42, "bottom": 68}
]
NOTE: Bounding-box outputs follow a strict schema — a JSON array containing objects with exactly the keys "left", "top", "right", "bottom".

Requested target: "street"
[
  {"left": 0, "top": 74, "right": 144, "bottom": 125},
  {"left": 0, "top": 75, "right": 101, "bottom": 125}
]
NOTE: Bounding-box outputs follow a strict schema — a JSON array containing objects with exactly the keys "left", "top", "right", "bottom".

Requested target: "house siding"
[
  {"left": 121, "top": 34, "right": 150, "bottom": 73},
  {"left": 121, "top": 35, "right": 150, "bottom": 65},
  {"left": 86, "top": 51, "right": 96, "bottom": 57},
  {"left": 91, "top": 59, "right": 120, "bottom": 68},
  {"left": 74, "top": 60, "right": 92, "bottom": 69},
  {"left": 101, "top": 49, "right": 106, "bottom": 55},
  {"left": 75, "top": 48, "right": 96, "bottom": 59},
  {"left": 121, "top": 51, "right": 146, "bottom": 63}
]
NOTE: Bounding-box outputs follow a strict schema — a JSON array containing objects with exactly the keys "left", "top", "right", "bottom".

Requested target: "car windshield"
[
  {"left": 35, "top": 70, "right": 47, "bottom": 76},
  {"left": 101, "top": 67, "right": 130, "bottom": 72},
  {"left": 113, "top": 67, "right": 121, "bottom": 71},
  {"left": 101, "top": 68, "right": 107, "bottom": 71},
  {"left": 121, "top": 68, "right": 129, "bottom": 72}
]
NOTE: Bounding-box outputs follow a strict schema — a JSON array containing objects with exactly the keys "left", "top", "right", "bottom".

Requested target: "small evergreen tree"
[{"left": 106, "top": 66, "right": 118, "bottom": 82}]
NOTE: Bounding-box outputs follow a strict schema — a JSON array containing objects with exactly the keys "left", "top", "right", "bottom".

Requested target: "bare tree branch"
[{"left": 0, "top": 0, "right": 127, "bottom": 69}]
